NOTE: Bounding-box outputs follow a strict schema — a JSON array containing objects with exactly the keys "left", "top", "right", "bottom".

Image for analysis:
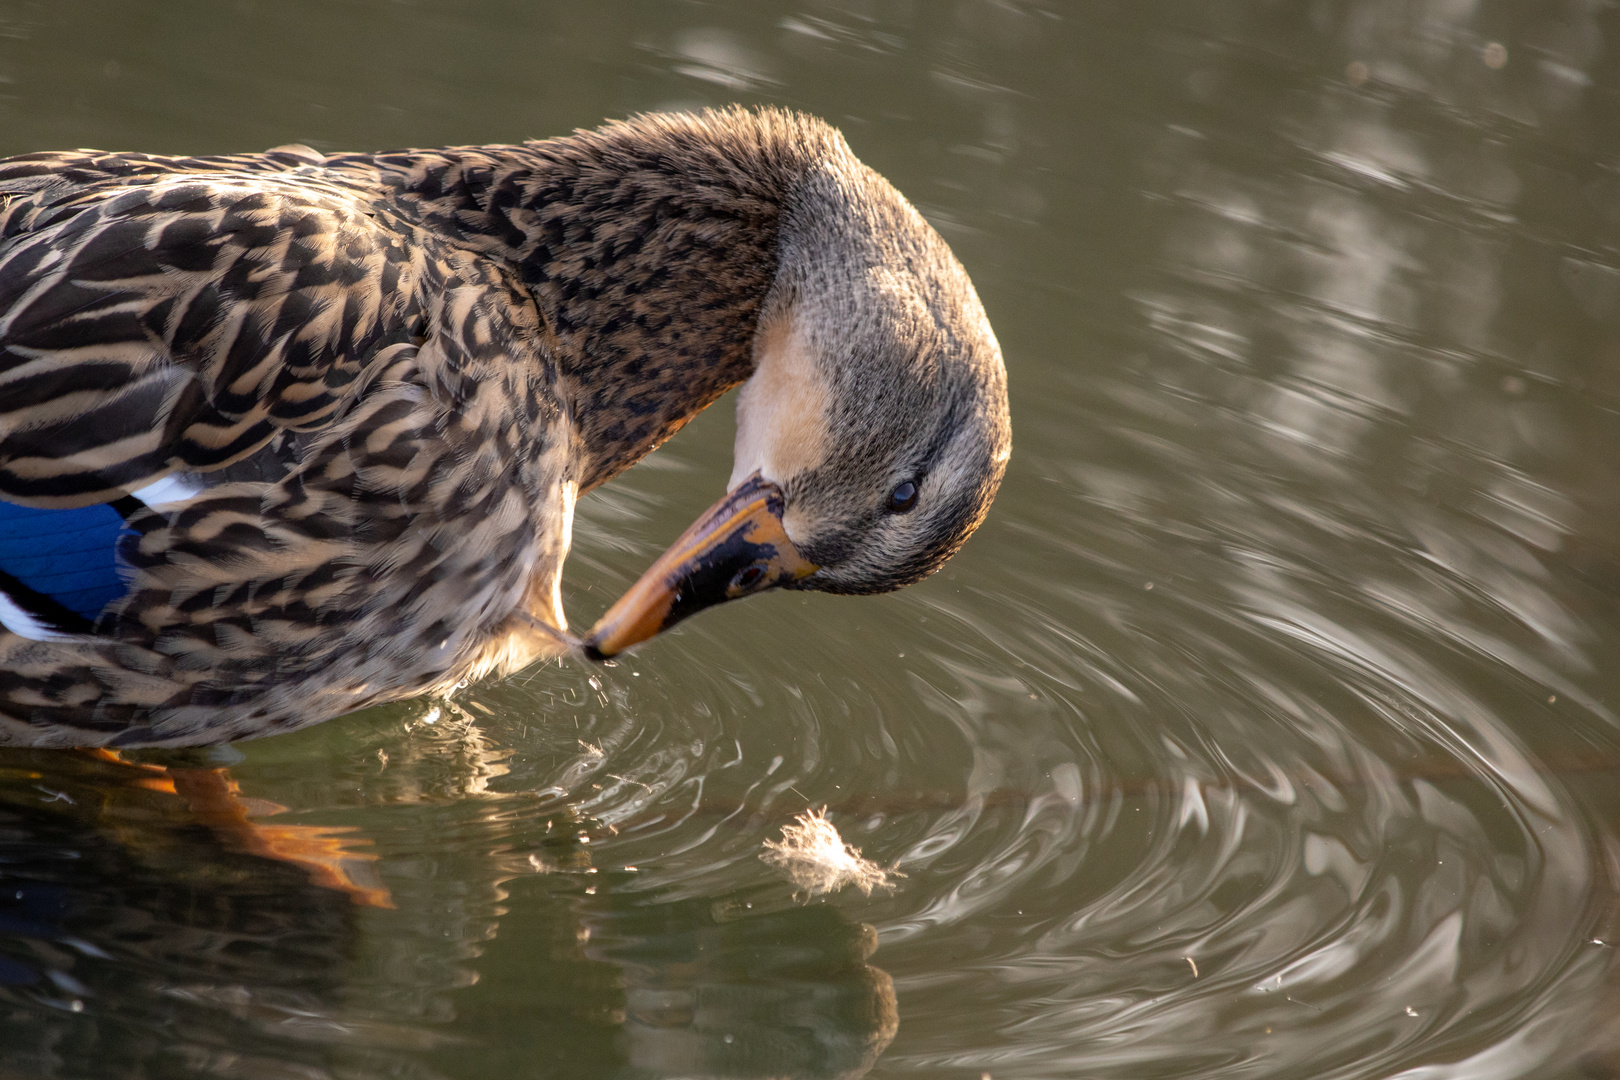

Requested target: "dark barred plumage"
[{"left": 0, "top": 108, "right": 1010, "bottom": 747}]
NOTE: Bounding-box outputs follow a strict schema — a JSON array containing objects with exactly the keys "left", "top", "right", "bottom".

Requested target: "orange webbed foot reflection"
[
  {"left": 73, "top": 748, "right": 393, "bottom": 909},
  {"left": 165, "top": 767, "right": 394, "bottom": 909}
]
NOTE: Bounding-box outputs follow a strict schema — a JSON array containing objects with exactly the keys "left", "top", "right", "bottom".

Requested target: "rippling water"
[{"left": 1, "top": 1, "right": 1619, "bottom": 1077}]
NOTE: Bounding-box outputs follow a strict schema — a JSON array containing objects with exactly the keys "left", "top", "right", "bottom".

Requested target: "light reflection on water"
[{"left": 1, "top": 0, "right": 1619, "bottom": 1077}]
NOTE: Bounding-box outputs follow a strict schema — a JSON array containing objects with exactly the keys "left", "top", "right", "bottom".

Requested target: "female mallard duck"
[{"left": 0, "top": 107, "right": 1010, "bottom": 748}]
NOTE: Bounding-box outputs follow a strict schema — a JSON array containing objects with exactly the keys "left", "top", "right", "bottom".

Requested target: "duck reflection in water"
[
  {"left": 0, "top": 748, "right": 396, "bottom": 1076},
  {"left": 0, "top": 734, "right": 901, "bottom": 1079}
]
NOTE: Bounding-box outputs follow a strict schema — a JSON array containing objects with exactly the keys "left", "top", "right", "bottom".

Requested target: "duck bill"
[{"left": 583, "top": 473, "right": 818, "bottom": 660}]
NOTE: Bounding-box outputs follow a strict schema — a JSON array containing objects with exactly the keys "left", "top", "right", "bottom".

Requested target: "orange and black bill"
[{"left": 583, "top": 473, "right": 818, "bottom": 660}]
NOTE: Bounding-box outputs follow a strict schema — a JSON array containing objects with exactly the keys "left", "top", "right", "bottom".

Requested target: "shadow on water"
[
  {"left": 601, "top": 901, "right": 894, "bottom": 1080},
  {"left": 578, "top": 894, "right": 894, "bottom": 1080}
]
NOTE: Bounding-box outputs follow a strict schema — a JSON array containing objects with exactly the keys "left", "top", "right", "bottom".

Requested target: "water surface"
[{"left": 1, "top": 1, "right": 1619, "bottom": 1077}]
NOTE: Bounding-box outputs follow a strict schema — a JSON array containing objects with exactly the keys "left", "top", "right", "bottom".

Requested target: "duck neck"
[{"left": 378, "top": 111, "right": 841, "bottom": 492}]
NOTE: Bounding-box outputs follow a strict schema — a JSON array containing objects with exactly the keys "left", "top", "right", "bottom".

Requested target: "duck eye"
[{"left": 888, "top": 480, "right": 919, "bottom": 513}]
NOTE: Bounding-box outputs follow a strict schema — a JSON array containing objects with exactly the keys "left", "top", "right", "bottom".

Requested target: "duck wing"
[
  {"left": 0, "top": 152, "right": 574, "bottom": 744},
  {"left": 0, "top": 151, "right": 425, "bottom": 505},
  {"left": 96, "top": 275, "right": 565, "bottom": 745},
  {"left": 0, "top": 267, "right": 567, "bottom": 745}
]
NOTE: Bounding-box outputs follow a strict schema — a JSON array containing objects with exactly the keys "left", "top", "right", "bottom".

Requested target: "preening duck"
[{"left": 0, "top": 107, "right": 1010, "bottom": 748}]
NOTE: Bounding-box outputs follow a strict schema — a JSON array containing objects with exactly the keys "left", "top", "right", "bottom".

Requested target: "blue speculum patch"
[{"left": 0, "top": 499, "right": 128, "bottom": 621}]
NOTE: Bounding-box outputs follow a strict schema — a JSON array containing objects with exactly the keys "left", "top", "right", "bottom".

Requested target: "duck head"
[{"left": 582, "top": 143, "right": 1010, "bottom": 660}]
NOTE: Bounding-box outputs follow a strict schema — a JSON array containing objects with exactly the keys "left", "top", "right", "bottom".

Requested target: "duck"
[{"left": 0, "top": 107, "right": 1010, "bottom": 748}]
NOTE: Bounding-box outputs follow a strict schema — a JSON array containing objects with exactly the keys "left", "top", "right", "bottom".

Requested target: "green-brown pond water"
[{"left": 3, "top": 1, "right": 1620, "bottom": 1077}]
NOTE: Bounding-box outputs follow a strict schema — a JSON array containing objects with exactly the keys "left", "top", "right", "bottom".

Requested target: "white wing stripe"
[
  {"left": 0, "top": 590, "right": 69, "bottom": 640},
  {"left": 129, "top": 474, "right": 202, "bottom": 508}
]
